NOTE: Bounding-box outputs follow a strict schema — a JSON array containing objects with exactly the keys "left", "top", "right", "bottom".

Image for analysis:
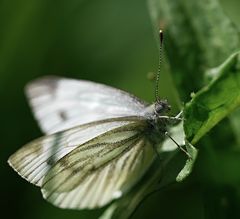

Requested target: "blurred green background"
[{"left": 1, "top": 0, "right": 240, "bottom": 218}]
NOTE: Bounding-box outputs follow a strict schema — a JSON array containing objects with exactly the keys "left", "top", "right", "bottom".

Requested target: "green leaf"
[
  {"left": 184, "top": 52, "right": 240, "bottom": 144},
  {"left": 229, "top": 108, "right": 240, "bottom": 145},
  {"left": 176, "top": 141, "right": 198, "bottom": 182}
]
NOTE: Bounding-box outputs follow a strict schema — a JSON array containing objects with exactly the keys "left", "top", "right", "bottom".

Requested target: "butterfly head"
[
  {"left": 143, "top": 99, "right": 172, "bottom": 143},
  {"left": 143, "top": 99, "right": 171, "bottom": 118},
  {"left": 154, "top": 99, "right": 171, "bottom": 115}
]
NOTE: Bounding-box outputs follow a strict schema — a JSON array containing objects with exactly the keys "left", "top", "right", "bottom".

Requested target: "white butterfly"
[{"left": 8, "top": 76, "right": 180, "bottom": 209}]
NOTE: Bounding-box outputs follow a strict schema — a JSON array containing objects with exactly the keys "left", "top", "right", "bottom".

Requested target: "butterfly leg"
[
  {"left": 158, "top": 115, "right": 182, "bottom": 123},
  {"left": 174, "top": 110, "right": 183, "bottom": 120},
  {"left": 165, "top": 132, "right": 191, "bottom": 159}
]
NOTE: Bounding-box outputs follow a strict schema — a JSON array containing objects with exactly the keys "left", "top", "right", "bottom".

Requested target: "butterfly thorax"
[{"left": 143, "top": 100, "right": 171, "bottom": 144}]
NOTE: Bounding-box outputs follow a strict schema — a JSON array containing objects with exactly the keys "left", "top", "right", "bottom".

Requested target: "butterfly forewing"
[{"left": 26, "top": 76, "right": 147, "bottom": 134}]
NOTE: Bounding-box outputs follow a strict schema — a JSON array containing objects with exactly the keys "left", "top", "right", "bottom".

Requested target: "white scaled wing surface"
[
  {"left": 26, "top": 76, "right": 147, "bottom": 134},
  {"left": 42, "top": 120, "right": 155, "bottom": 209}
]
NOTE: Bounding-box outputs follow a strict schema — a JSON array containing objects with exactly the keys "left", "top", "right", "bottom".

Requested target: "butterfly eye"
[{"left": 155, "top": 100, "right": 171, "bottom": 114}]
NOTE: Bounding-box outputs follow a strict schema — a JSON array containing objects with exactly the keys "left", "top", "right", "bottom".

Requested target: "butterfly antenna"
[{"left": 155, "top": 29, "right": 164, "bottom": 102}]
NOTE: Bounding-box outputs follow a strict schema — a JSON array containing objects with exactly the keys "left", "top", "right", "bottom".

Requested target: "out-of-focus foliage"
[
  {"left": 1, "top": 0, "right": 240, "bottom": 219},
  {"left": 148, "top": 0, "right": 240, "bottom": 99}
]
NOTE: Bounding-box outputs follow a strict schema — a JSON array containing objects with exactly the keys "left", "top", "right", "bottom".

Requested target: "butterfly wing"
[
  {"left": 42, "top": 121, "right": 155, "bottom": 209},
  {"left": 9, "top": 77, "right": 154, "bottom": 209},
  {"left": 8, "top": 117, "right": 141, "bottom": 186},
  {"left": 8, "top": 117, "right": 155, "bottom": 209},
  {"left": 26, "top": 76, "right": 148, "bottom": 134}
]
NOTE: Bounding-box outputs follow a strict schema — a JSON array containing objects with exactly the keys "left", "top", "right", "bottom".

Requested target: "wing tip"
[
  {"left": 7, "top": 152, "right": 18, "bottom": 170},
  {"left": 8, "top": 153, "right": 42, "bottom": 187},
  {"left": 8, "top": 153, "right": 23, "bottom": 176},
  {"left": 24, "top": 75, "right": 64, "bottom": 97},
  {"left": 7, "top": 155, "right": 14, "bottom": 169},
  {"left": 8, "top": 154, "right": 24, "bottom": 179}
]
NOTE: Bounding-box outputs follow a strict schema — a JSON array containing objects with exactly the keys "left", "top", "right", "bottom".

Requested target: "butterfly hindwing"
[
  {"left": 8, "top": 116, "right": 156, "bottom": 208},
  {"left": 8, "top": 117, "right": 143, "bottom": 187},
  {"left": 42, "top": 127, "right": 155, "bottom": 209}
]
